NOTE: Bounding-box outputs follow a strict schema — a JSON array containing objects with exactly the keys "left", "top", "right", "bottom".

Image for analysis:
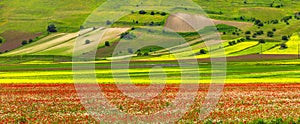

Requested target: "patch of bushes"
[{"left": 120, "top": 32, "right": 136, "bottom": 40}]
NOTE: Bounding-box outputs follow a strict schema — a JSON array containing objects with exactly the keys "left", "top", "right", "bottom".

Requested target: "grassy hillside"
[
  {"left": 0, "top": 0, "right": 105, "bottom": 33},
  {"left": 0, "top": 0, "right": 300, "bottom": 58}
]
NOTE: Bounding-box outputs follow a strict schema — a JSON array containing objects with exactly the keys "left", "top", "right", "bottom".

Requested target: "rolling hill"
[{"left": 0, "top": 0, "right": 300, "bottom": 61}]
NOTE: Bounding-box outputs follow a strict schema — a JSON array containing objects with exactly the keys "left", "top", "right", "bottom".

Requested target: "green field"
[
  {"left": 0, "top": 57, "right": 299, "bottom": 84},
  {"left": 0, "top": 0, "right": 300, "bottom": 87}
]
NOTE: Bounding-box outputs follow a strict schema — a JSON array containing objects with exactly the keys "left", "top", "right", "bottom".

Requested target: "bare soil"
[{"left": 0, "top": 31, "right": 42, "bottom": 53}]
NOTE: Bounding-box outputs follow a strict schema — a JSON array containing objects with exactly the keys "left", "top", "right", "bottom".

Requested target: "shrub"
[
  {"left": 256, "top": 30, "right": 264, "bottom": 35},
  {"left": 150, "top": 11, "right": 155, "bottom": 15},
  {"left": 0, "top": 37, "right": 3, "bottom": 43},
  {"left": 128, "top": 48, "right": 134, "bottom": 54},
  {"left": 271, "top": 19, "right": 279, "bottom": 24},
  {"left": 105, "top": 41, "right": 110, "bottom": 46},
  {"left": 121, "top": 32, "right": 136, "bottom": 40},
  {"left": 267, "top": 31, "right": 274, "bottom": 37},
  {"left": 149, "top": 21, "right": 154, "bottom": 26},
  {"left": 259, "top": 39, "right": 265, "bottom": 44},
  {"left": 106, "top": 20, "right": 112, "bottom": 25},
  {"left": 232, "top": 41, "right": 236, "bottom": 44},
  {"left": 246, "top": 36, "right": 251, "bottom": 40},
  {"left": 144, "top": 52, "right": 149, "bottom": 56},
  {"left": 257, "top": 22, "right": 264, "bottom": 27},
  {"left": 21, "top": 40, "right": 28, "bottom": 45},
  {"left": 282, "top": 36, "right": 288, "bottom": 41},
  {"left": 245, "top": 31, "right": 251, "bottom": 34},
  {"left": 254, "top": 19, "right": 261, "bottom": 25},
  {"left": 28, "top": 39, "right": 33, "bottom": 43},
  {"left": 139, "top": 10, "right": 147, "bottom": 14},
  {"left": 199, "top": 49, "right": 207, "bottom": 54},
  {"left": 228, "top": 41, "right": 236, "bottom": 46},
  {"left": 272, "top": 28, "right": 276, "bottom": 32},
  {"left": 240, "top": 38, "right": 245, "bottom": 42},
  {"left": 85, "top": 40, "right": 91, "bottom": 44},
  {"left": 280, "top": 44, "right": 288, "bottom": 49},
  {"left": 160, "top": 12, "right": 167, "bottom": 16},
  {"left": 137, "top": 52, "right": 143, "bottom": 56},
  {"left": 47, "top": 24, "right": 57, "bottom": 33}
]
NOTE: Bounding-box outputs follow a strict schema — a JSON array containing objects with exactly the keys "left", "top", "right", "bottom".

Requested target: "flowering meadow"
[{"left": 0, "top": 83, "right": 299, "bottom": 123}]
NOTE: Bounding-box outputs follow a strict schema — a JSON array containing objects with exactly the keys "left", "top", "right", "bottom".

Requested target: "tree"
[
  {"left": 137, "top": 52, "right": 143, "bottom": 56},
  {"left": 259, "top": 39, "right": 265, "bottom": 44},
  {"left": 80, "top": 26, "right": 84, "bottom": 29},
  {"left": 160, "top": 12, "right": 167, "bottom": 16},
  {"left": 282, "top": 36, "right": 288, "bottom": 41},
  {"left": 47, "top": 24, "right": 57, "bottom": 33},
  {"left": 267, "top": 31, "right": 274, "bottom": 37},
  {"left": 128, "top": 48, "right": 134, "bottom": 54},
  {"left": 199, "top": 49, "right": 207, "bottom": 54},
  {"left": 150, "top": 21, "right": 155, "bottom": 26},
  {"left": 257, "top": 22, "right": 264, "bottom": 27},
  {"left": 272, "top": 28, "right": 276, "bottom": 32},
  {"left": 280, "top": 44, "right": 288, "bottom": 49},
  {"left": 144, "top": 52, "right": 149, "bottom": 56},
  {"left": 139, "top": 10, "right": 147, "bottom": 14},
  {"left": 259, "top": 39, "right": 265, "bottom": 54},
  {"left": 121, "top": 32, "right": 136, "bottom": 40},
  {"left": 245, "top": 31, "right": 251, "bottom": 34},
  {"left": 0, "top": 37, "right": 3, "bottom": 44},
  {"left": 85, "top": 40, "right": 91, "bottom": 44},
  {"left": 256, "top": 30, "right": 264, "bottom": 35},
  {"left": 106, "top": 20, "right": 112, "bottom": 25},
  {"left": 105, "top": 41, "right": 110, "bottom": 46},
  {"left": 150, "top": 11, "right": 155, "bottom": 15},
  {"left": 254, "top": 20, "right": 261, "bottom": 25},
  {"left": 246, "top": 36, "right": 251, "bottom": 40},
  {"left": 21, "top": 40, "right": 28, "bottom": 45},
  {"left": 28, "top": 39, "right": 33, "bottom": 43}
]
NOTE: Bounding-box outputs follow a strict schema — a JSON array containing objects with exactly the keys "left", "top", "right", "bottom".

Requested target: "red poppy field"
[{"left": 0, "top": 83, "right": 299, "bottom": 123}]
